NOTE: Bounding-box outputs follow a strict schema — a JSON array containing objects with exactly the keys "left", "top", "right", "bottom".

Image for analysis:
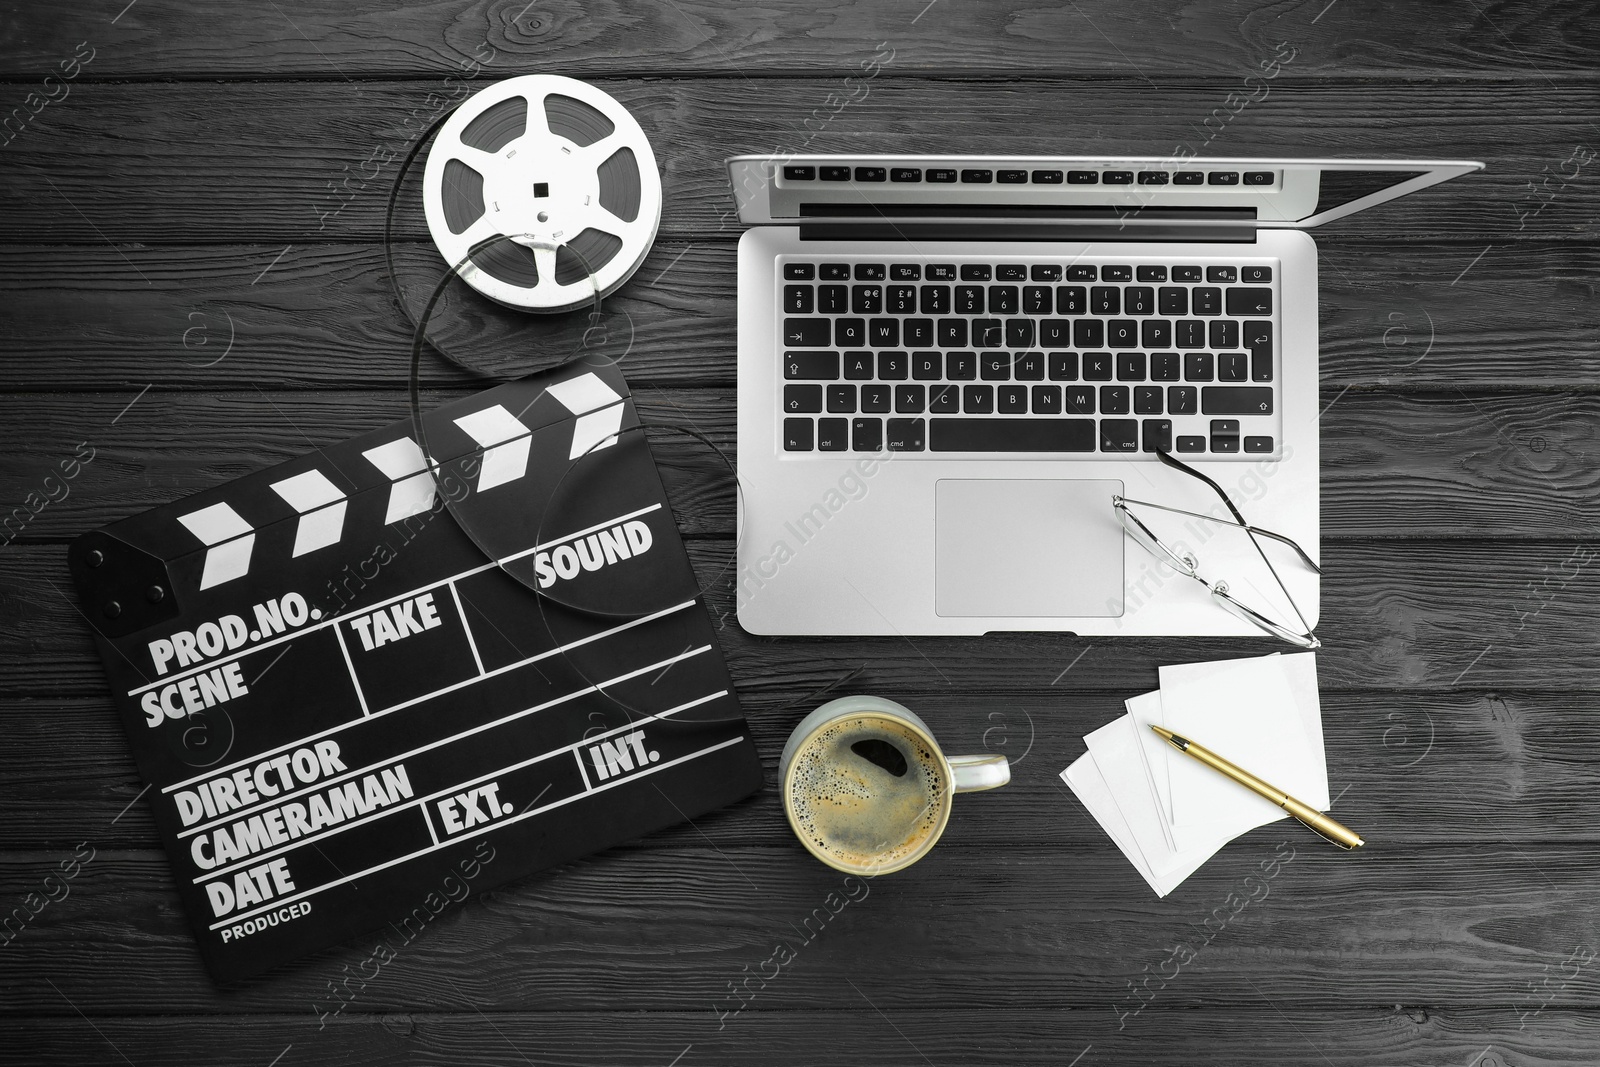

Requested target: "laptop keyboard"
[{"left": 777, "top": 257, "right": 1279, "bottom": 457}]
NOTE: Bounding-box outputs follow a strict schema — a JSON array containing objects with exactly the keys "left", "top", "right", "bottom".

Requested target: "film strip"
[{"left": 70, "top": 361, "right": 759, "bottom": 982}]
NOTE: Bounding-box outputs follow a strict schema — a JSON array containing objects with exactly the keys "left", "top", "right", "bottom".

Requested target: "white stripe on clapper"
[
  {"left": 176, "top": 502, "right": 256, "bottom": 590},
  {"left": 268, "top": 469, "right": 347, "bottom": 557}
]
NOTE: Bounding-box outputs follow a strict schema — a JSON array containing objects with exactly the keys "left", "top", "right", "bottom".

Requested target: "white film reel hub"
[{"left": 422, "top": 75, "right": 662, "bottom": 313}]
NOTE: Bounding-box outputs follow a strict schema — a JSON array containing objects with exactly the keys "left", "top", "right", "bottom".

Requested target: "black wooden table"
[{"left": 4, "top": 2, "right": 1599, "bottom": 1064}]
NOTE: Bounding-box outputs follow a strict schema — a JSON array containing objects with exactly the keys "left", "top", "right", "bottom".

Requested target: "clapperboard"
[{"left": 69, "top": 360, "right": 761, "bottom": 982}]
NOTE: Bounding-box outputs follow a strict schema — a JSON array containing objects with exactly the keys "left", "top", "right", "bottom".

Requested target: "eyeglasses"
[{"left": 1112, "top": 450, "right": 1322, "bottom": 649}]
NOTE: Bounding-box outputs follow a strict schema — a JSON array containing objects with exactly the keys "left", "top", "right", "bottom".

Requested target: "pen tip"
[{"left": 1150, "top": 725, "right": 1173, "bottom": 738}]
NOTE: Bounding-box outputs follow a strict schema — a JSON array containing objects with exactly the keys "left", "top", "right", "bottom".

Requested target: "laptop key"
[
  {"left": 1006, "top": 318, "right": 1036, "bottom": 347},
  {"left": 826, "top": 384, "right": 856, "bottom": 413},
  {"left": 1168, "top": 386, "right": 1197, "bottom": 415},
  {"left": 1218, "top": 353, "right": 1248, "bottom": 382},
  {"left": 1107, "top": 320, "right": 1138, "bottom": 348},
  {"left": 980, "top": 352, "right": 1010, "bottom": 380},
  {"left": 938, "top": 319, "right": 968, "bottom": 347},
  {"left": 964, "top": 385, "right": 995, "bottom": 413},
  {"left": 931, "top": 418, "right": 1095, "bottom": 452},
  {"left": 1141, "top": 320, "right": 1172, "bottom": 349},
  {"left": 819, "top": 285, "right": 847, "bottom": 313},
  {"left": 1125, "top": 286, "right": 1155, "bottom": 315},
  {"left": 852, "top": 418, "right": 883, "bottom": 451},
  {"left": 905, "top": 318, "right": 934, "bottom": 346},
  {"left": 878, "top": 351, "right": 907, "bottom": 379},
  {"left": 1066, "top": 264, "right": 1097, "bottom": 281},
  {"left": 1172, "top": 266, "right": 1203, "bottom": 282},
  {"left": 973, "top": 318, "right": 1003, "bottom": 347},
  {"left": 1100, "top": 386, "right": 1130, "bottom": 414},
  {"left": 1210, "top": 320, "right": 1239, "bottom": 349},
  {"left": 784, "top": 285, "right": 814, "bottom": 314},
  {"left": 1117, "top": 352, "right": 1147, "bottom": 380},
  {"left": 1066, "top": 386, "right": 1095, "bottom": 414},
  {"left": 920, "top": 285, "right": 951, "bottom": 315},
  {"left": 1074, "top": 320, "right": 1105, "bottom": 348},
  {"left": 1031, "top": 264, "right": 1063, "bottom": 281},
  {"left": 1100, "top": 418, "right": 1138, "bottom": 451},
  {"left": 891, "top": 263, "right": 922, "bottom": 280},
  {"left": 998, "top": 264, "right": 1027, "bottom": 280},
  {"left": 861, "top": 385, "right": 891, "bottom": 413},
  {"left": 887, "top": 418, "right": 926, "bottom": 451},
  {"left": 784, "top": 263, "right": 815, "bottom": 280},
  {"left": 947, "top": 351, "right": 977, "bottom": 380},
  {"left": 1032, "top": 385, "right": 1062, "bottom": 413},
  {"left": 1202, "top": 386, "right": 1273, "bottom": 415},
  {"left": 1084, "top": 353, "right": 1113, "bottom": 380},
  {"left": 1137, "top": 265, "right": 1168, "bottom": 281},
  {"left": 1049, "top": 352, "right": 1079, "bottom": 380},
  {"left": 1158, "top": 287, "right": 1188, "bottom": 315},
  {"left": 1091, "top": 286, "right": 1121, "bottom": 315},
  {"left": 926, "top": 263, "right": 957, "bottom": 280},
  {"left": 854, "top": 263, "right": 887, "bottom": 280},
  {"left": 889, "top": 286, "right": 917, "bottom": 313},
  {"left": 844, "top": 351, "right": 873, "bottom": 379},
  {"left": 895, "top": 385, "right": 926, "bottom": 413},
  {"left": 1245, "top": 435, "right": 1274, "bottom": 453},
  {"left": 871, "top": 319, "right": 899, "bottom": 347},
  {"left": 818, "top": 418, "right": 848, "bottom": 450},
  {"left": 835, "top": 318, "right": 866, "bottom": 346},
  {"left": 1102, "top": 265, "right": 1133, "bottom": 281},
  {"left": 1176, "top": 320, "right": 1205, "bottom": 348},
  {"left": 1015, "top": 352, "right": 1044, "bottom": 380},
  {"left": 1056, "top": 286, "right": 1087, "bottom": 315},
  {"left": 785, "top": 351, "right": 839, "bottom": 379},
  {"left": 784, "top": 385, "right": 823, "bottom": 413},
  {"left": 1193, "top": 287, "right": 1222, "bottom": 315},
  {"left": 999, "top": 386, "right": 1028, "bottom": 413},
  {"left": 784, "top": 318, "right": 831, "bottom": 346},
  {"left": 1210, "top": 418, "right": 1241, "bottom": 452},
  {"left": 1245, "top": 321, "right": 1273, "bottom": 381},
  {"left": 784, "top": 418, "right": 814, "bottom": 451},
  {"left": 912, "top": 351, "right": 942, "bottom": 380},
  {"left": 1024, "top": 286, "right": 1052, "bottom": 314},
  {"left": 891, "top": 169, "right": 922, "bottom": 184},
  {"left": 960, "top": 264, "right": 992, "bottom": 281},
  {"left": 989, "top": 285, "right": 1019, "bottom": 314},
  {"left": 1242, "top": 265, "right": 1272, "bottom": 283},
  {"left": 929, "top": 385, "right": 959, "bottom": 413},
  {"left": 820, "top": 263, "right": 851, "bottom": 279},
  {"left": 1176, "top": 434, "right": 1206, "bottom": 453},
  {"left": 956, "top": 285, "right": 985, "bottom": 314},
  {"left": 1134, "top": 386, "right": 1163, "bottom": 414},
  {"left": 1150, "top": 352, "right": 1180, "bottom": 381},
  {"left": 1226, "top": 287, "right": 1272, "bottom": 316},
  {"left": 1141, "top": 419, "right": 1173, "bottom": 453},
  {"left": 852, "top": 285, "right": 883, "bottom": 315},
  {"left": 1184, "top": 353, "right": 1215, "bottom": 381},
  {"left": 1040, "top": 319, "right": 1072, "bottom": 347},
  {"left": 1207, "top": 266, "right": 1238, "bottom": 283}
]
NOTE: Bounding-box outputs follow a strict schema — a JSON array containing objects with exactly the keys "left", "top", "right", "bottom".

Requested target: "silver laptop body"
[{"left": 728, "top": 156, "right": 1481, "bottom": 636}]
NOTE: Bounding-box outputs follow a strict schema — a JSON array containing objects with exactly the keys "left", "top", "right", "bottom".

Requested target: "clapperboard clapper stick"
[{"left": 68, "top": 360, "right": 761, "bottom": 982}]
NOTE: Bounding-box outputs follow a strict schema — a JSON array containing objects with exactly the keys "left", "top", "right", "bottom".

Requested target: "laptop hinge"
[{"left": 796, "top": 222, "right": 1259, "bottom": 243}]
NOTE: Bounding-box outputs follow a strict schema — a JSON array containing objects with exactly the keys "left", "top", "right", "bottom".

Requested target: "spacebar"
[{"left": 930, "top": 418, "right": 1096, "bottom": 452}]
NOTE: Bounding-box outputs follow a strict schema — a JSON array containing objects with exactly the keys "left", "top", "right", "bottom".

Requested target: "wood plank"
[
  {"left": 3, "top": 688, "right": 1597, "bottom": 851},
  {"left": 2, "top": 844, "right": 1599, "bottom": 1013},
  {"left": 0, "top": 1009, "right": 1593, "bottom": 1067},
  {"left": 1, "top": 81, "right": 1591, "bottom": 243},
  {"left": 2, "top": 387, "right": 1597, "bottom": 542},
  {"left": 8, "top": 0, "right": 1598, "bottom": 79},
  {"left": 2, "top": 237, "right": 1598, "bottom": 391},
  {"left": 3, "top": 538, "right": 1597, "bottom": 696}
]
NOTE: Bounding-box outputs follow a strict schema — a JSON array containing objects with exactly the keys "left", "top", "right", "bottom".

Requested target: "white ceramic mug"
[{"left": 779, "top": 695, "right": 1009, "bottom": 874}]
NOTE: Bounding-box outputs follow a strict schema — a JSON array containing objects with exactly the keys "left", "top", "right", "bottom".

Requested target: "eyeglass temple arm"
[{"left": 1152, "top": 449, "right": 1322, "bottom": 575}]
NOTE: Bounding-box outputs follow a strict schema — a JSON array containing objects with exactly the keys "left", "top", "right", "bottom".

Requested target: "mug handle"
[{"left": 948, "top": 754, "right": 1010, "bottom": 793}]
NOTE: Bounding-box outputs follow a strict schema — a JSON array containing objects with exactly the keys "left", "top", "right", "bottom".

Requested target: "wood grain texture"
[
  {"left": 1, "top": 1009, "right": 1593, "bottom": 1067},
  {"left": 3, "top": 843, "right": 1600, "bottom": 1014},
  {"left": 2, "top": 81, "right": 1594, "bottom": 243},
  {"left": 2, "top": 238, "right": 1598, "bottom": 390},
  {"left": 1, "top": 689, "right": 1596, "bottom": 851},
  {"left": 7, "top": 0, "right": 1599, "bottom": 79}
]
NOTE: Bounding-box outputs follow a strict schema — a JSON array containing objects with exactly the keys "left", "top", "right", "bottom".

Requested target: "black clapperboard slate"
[{"left": 69, "top": 360, "right": 761, "bottom": 982}]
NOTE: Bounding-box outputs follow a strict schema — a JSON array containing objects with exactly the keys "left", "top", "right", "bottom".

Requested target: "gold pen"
[{"left": 1150, "top": 725, "right": 1365, "bottom": 851}]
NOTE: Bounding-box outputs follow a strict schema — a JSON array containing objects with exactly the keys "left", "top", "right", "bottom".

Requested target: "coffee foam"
[{"left": 787, "top": 715, "right": 947, "bottom": 871}]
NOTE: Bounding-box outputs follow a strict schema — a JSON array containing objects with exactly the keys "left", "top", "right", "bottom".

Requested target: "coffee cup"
[{"left": 779, "top": 695, "right": 1009, "bottom": 874}]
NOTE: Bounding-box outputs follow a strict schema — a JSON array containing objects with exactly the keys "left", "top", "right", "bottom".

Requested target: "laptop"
[{"left": 726, "top": 156, "right": 1482, "bottom": 637}]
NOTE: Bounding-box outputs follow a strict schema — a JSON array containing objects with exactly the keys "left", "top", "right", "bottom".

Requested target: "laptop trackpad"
[{"left": 935, "top": 479, "right": 1124, "bottom": 618}]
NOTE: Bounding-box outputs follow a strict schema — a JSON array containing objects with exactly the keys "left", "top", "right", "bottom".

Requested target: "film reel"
[{"left": 421, "top": 75, "right": 662, "bottom": 314}]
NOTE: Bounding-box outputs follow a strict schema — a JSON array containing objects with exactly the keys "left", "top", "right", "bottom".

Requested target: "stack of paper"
[{"left": 1061, "top": 653, "right": 1329, "bottom": 896}]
